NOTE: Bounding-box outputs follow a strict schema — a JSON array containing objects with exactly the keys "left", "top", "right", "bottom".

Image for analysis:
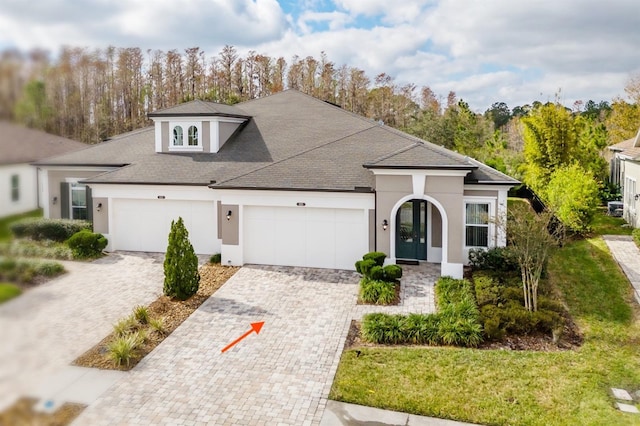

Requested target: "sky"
[{"left": 0, "top": 0, "right": 639, "bottom": 112}]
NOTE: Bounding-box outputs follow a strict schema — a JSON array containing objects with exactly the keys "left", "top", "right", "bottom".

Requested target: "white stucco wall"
[{"left": 0, "top": 163, "right": 38, "bottom": 218}]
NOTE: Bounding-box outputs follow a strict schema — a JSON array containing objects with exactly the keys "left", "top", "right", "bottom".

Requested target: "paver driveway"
[
  {"left": 75, "top": 266, "right": 361, "bottom": 425},
  {"left": 0, "top": 252, "right": 165, "bottom": 411}
]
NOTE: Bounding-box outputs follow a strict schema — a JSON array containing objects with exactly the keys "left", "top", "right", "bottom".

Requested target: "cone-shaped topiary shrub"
[{"left": 163, "top": 217, "right": 200, "bottom": 300}]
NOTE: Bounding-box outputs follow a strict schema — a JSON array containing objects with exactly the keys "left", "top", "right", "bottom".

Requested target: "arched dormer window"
[
  {"left": 188, "top": 125, "right": 198, "bottom": 146},
  {"left": 169, "top": 122, "right": 202, "bottom": 151},
  {"left": 173, "top": 125, "right": 184, "bottom": 146}
]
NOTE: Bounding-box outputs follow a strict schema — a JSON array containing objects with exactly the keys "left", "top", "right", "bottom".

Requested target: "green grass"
[
  {"left": 329, "top": 237, "right": 640, "bottom": 425},
  {"left": 0, "top": 209, "right": 42, "bottom": 242},
  {"left": 590, "top": 209, "right": 632, "bottom": 236},
  {"left": 0, "top": 282, "right": 22, "bottom": 303}
]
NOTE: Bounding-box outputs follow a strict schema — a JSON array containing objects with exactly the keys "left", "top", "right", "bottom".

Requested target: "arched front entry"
[
  {"left": 389, "top": 194, "right": 448, "bottom": 266},
  {"left": 395, "top": 199, "right": 427, "bottom": 260}
]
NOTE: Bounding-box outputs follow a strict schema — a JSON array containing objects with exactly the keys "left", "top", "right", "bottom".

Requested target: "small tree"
[
  {"left": 163, "top": 217, "right": 200, "bottom": 300},
  {"left": 544, "top": 163, "right": 599, "bottom": 234},
  {"left": 506, "top": 201, "right": 563, "bottom": 312}
]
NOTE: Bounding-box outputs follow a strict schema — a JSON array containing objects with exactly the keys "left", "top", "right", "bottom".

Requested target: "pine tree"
[{"left": 163, "top": 217, "right": 200, "bottom": 300}]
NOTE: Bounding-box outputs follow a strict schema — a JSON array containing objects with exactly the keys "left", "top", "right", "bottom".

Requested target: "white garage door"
[
  {"left": 112, "top": 199, "right": 217, "bottom": 254},
  {"left": 244, "top": 206, "right": 368, "bottom": 270}
]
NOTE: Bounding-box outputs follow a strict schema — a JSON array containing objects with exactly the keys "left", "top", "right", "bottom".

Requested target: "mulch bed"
[
  {"left": 73, "top": 264, "right": 239, "bottom": 371},
  {"left": 0, "top": 398, "right": 85, "bottom": 426}
]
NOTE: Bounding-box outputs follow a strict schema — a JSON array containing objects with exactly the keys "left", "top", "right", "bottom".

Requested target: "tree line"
[{"left": 2, "top": 45, "right": 640, "bottom": 233}]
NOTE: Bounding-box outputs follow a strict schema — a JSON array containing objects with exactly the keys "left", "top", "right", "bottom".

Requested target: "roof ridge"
[
  {"left": 364, "top": 142, "right": 422, "bottom": 165},
  {"left": 214, "top": 123, "right": 377, "bottom": 186}
]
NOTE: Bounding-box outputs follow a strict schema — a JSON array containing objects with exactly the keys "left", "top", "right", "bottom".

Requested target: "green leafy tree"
[
  {"left": 545, "top": 164, "right": 599, "bottom": 233},
  {"left": 605, "top": 98, "right": 640, "bottom": 144},
  {"left": 14, "top": 80, "right": 54, "bottom": 130},
  {"left": 522, "top": 103, "right": 577, "bottom": 192},
  {"left": 163, "top": 217, "right": 200, "bottom": 300}
]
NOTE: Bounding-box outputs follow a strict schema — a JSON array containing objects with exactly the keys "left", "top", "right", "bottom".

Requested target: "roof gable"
[
  {"left": 147, "top": 99, "right": 250, "bottom": 118},
  {"left": 364, "top": 142, "right": 474, "bottom": 170}
]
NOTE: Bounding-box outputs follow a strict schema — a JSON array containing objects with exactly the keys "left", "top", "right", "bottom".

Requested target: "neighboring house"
[
  {"left": 609, "top": 128, "right": 640, "bottom": 227},
  {"left": 35, "top": 90, "right": 518, "bottom": 278},
  {"left": 0, "top": 122, "right": 86, "bottom": 218}
]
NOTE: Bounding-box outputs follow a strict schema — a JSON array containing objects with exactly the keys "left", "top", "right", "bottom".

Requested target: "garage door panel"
[
  {"left": 244, "top": 206, "right": 366, "bottom": 270},
  {"left": 113, "top": 199, "right": 217, "bottom": 254},
  {"left": 275, "top": 215, "right": 305, "bottom": 266}
]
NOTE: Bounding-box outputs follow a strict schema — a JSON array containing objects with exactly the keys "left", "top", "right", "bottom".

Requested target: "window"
[
  {"left": 11, "top": 174, "right": 19, "bottom": 202},
  {"left": 173, "top": 126, "right": 184, "bottom": 146},
  {"left": 71, "top": 183, "right": 87, "bottom": 220},
  {"left": 170, "top": 122, "right": 201, "bottom": 150},
  {"left": 465, "top": 202, "right": 489, "bottom": 247},
  {"left": 188, "top": 125, "right": 198, "bottom": 146}
]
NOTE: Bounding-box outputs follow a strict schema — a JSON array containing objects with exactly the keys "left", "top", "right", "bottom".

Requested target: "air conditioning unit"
[{"left": 607, "top": 201, "right": 623, "bottom": 217}]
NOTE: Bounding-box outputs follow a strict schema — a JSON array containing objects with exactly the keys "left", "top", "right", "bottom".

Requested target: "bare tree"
[{"left": 505, "top": 201, "right": 563, "bottom": 312}]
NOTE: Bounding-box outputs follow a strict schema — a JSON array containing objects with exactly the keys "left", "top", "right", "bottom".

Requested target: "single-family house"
[
  {"left": 609, "top": 128, "right": 640, "bottom": 227},
  {"left": 0, "top": 121, "right": 86, "bottom": 218},
  {"left": 35, "top": 90, "right": 518, "bottom": 278}
]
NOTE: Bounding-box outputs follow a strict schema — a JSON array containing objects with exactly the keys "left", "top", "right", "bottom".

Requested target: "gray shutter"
[
  {"left": 86, "top": 186, "right": 93, "bottom": 223},
  {"left": 60, "top": 182, "right": 70, "bottom": 219}
]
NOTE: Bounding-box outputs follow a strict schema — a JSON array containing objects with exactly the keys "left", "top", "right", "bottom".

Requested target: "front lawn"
[
  {"left": 329, "top": 237, "right": 640, "bottom": 425},
  {"left": 0, "top": 282, "right": 22, "bottom": 303},
  {"left": 590, "top": 209, "right": 632, "bottom": 236}
]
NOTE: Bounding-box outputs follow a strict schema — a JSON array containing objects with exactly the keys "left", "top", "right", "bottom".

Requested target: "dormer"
[{"left": 148, "top": 100, "right": 250, "bottom": 154}]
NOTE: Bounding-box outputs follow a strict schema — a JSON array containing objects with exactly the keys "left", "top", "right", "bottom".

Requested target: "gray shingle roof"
[
  {"left": 363, "top": 142, "right": 474, "bottom": 169},
  {"left": 0, "top": 121, "right": 87, "bottom": 165},
  {"left": 34, "top": 90, "right": 518, "bottom": 189},
  {"left": 147, "top": 99, "right": 250, "bottom": 118}
]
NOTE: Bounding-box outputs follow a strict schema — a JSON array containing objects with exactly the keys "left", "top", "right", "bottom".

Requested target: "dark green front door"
[{"left": 396, "top": 200, "right": 427, "bottom": 260}]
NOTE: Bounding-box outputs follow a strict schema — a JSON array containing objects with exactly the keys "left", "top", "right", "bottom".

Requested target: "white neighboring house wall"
[
  {"left": 622, "top": 160, "right": 640, "bottom": 228},
  {"left": 0, "top": 163, "right": 38, "bottom": 218}
]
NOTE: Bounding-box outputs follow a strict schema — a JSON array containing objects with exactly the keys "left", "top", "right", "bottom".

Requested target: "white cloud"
[{"left": 0, "top": 0, "right": 638, "bottom": 110}]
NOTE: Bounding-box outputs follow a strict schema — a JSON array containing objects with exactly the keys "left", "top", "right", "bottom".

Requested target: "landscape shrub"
[
  {"left": 355, "top": 258, "right": 376, "bottom": 276},
  {"left": 66, "top": 230, "right": 108, "bottom": 259},
  {"left": 362, "top": 251, "right": 387, "bottom": 266},
  {"left": 360, "top": 278, "right": 396, "bottom": 304},
  {"left": 383, "top": 264, "right": 403, "bottom": 280},
  {"left": 0, "top": 257, "right": 65, "bottom": 283},
  {"left": 362, "top": 276, "right": 483, "bottom": 347},
  {"left": 210, "top": 253, "right": 222, "bottom": 264},
  {"left": 368, "top": 265, "right": 385, "bottom": 281},
  {"left": 0, "top": 240, "right": 73, "bottom": 260},
  {"left": 163, "top": 217, "right": 200, "bottom": 300},
  {"left": 468, "top": 247, "right": 519, "bottom": 272},
  {"left": 10, "top": 218, "right": 91, "bottom": 242}
]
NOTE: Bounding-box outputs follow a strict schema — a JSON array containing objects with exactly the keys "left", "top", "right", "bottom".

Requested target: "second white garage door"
[
  {"left": 243, "top": 206, "right": 368, "bottom": 270},
  {"left": 112, "top": 199, "right": 217, "bottom": 254}
]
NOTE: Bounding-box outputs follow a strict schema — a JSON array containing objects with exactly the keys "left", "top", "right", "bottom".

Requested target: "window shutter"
[
  {"left": 60, "top": 182, "right": 70, "bottom": 219},
  {"left": 86, "top": 186, "right": 93, "bottom": 223}
]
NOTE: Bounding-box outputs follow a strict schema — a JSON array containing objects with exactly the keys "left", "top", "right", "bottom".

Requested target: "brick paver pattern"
[
  {"left": 74, "top": 262, "right": 438, "bottom": 425},
  {"left": 0, "top": 253, "right": 165, "bottom": 411},
  {"left": 603, "top": 235, "right": 640, "bottom": 304}
]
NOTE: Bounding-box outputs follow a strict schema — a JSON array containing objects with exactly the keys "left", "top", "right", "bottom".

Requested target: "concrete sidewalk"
[
  {"left": 603, "top": 235, "right": 640, "bottom": 304},
  {"left": 321, "top": 401, "right": 477, "bottom": 425}
]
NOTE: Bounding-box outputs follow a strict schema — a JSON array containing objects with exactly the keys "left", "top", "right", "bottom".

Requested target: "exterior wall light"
[
  {"left": 97, "top": 202, "right": 102, "bottom": 212},
  {"left": 227, "top": 210, "right": 232, "bottom": 220},
  {"left": 52, "top": 196, "right": 57, "bottom": 205},
  {"left": 382, "top": 219, "right": 388, "bottom": 231}
]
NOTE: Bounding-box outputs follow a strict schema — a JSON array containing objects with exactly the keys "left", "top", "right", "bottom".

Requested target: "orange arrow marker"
[{"left": 221, "top": 321, "right": 265, "bottom": 353}]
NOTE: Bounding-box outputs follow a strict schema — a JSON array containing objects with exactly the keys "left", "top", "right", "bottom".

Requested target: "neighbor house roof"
[
  {"left": 34, "top": 90, "right": 518, "bottom": 190},
  {"left": 0, "top": 121, "right": 87, "bottom": 166}
]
